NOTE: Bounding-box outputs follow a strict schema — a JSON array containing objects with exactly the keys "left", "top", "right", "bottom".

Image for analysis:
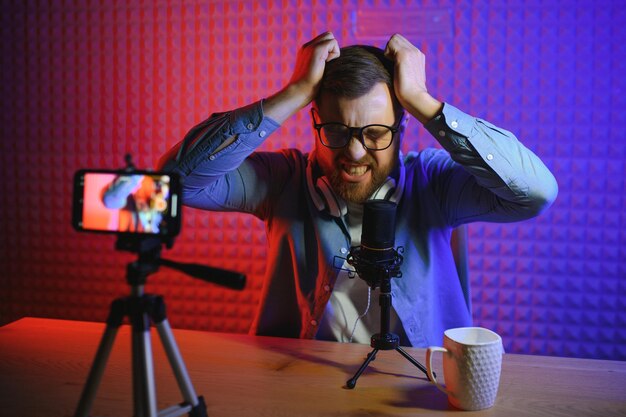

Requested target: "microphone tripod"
[
  {"left": 345, "top": 247, "right": 432, "bottom": 389},
  {"left": 344, "top": 200, "right": 433, "bottom": 389},
  {"left": 74, "top": 235, "right": 245, "bottom": 417}
]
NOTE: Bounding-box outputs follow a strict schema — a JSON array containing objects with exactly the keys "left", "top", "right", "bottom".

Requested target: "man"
[
  {"left": 159, "top": 32, "right": 557, "bottom": 346},
  {"left": 101, "top": 174, "right": 168, "bottom": 233}
]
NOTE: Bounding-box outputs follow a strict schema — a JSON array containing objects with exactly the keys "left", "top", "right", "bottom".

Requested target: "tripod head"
[{"left": 116, "top": 234, "right": 246, "bottom": 290}]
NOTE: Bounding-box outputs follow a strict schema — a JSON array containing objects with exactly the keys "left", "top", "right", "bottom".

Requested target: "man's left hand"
[{"left": 384, "top": 34, "right": 443, "bottom": 125}]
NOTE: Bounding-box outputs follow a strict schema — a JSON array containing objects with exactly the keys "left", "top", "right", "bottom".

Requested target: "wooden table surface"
[{"left": 0, "top": 317, "right": 624, "bottom": 417}]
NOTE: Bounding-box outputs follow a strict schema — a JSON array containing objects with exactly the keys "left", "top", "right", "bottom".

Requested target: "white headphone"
[{"left": 306, "top": 154, "right": 406, "bottom": 218}]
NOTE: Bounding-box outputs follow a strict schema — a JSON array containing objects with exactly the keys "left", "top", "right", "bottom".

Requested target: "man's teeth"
[{"left": 345, "top": 165, "right": 368, "bottom": 175}]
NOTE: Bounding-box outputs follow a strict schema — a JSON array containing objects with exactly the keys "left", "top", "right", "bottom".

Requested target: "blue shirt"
[{"left": 168, "top": 100, "right": 558, "bottom": 347}]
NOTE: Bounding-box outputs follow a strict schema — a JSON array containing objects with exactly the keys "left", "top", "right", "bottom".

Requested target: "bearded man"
[{"left": 159, "top": 33, "right": 557, "bottom": 347}]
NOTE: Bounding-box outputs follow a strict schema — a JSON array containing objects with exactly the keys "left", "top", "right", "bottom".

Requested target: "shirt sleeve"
[
  {"left": 423, "top": 103, "right": 558, "bottom": 226},
  {"left": 165, "top": 100, "right": 284, "bottom": 216},
  {"left": 101, "top": 175, "right": 143, "bottom": 209}
]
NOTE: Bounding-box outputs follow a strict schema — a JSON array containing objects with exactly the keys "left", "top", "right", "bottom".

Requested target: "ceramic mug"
[{"left": 426, "top": 327, "right": 504, "bottom": 411}]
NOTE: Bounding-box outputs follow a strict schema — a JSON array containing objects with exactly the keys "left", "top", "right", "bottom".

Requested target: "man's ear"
[{"left": 310, "top": 104, "right": 320, "bottom": 127}]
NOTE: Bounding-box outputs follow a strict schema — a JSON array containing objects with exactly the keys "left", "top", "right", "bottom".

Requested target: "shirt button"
[
  {"left": 324, "top": 285, "right": 330, "bottom": 292},
  {"left": 209, "top": 155, "right": 216, "bottom": 161},
  {"left": 438, "top": 130, "right": 446, "bottom": 137},
  {"left": 246, "top": 123, "right": 255, "bottom": 130},
  {"left": 340, "top": 247, "right": 348, "bottom": 254},
  {"left": 451, "top": 120, "right": 458, "bottom": 128},
  {"left": 486, "top": 154, "right": 494, "bottom": 161},
  {"left": 310, "top": 319, "right": 318, "bottom": 326},
  {"left": 259, "top": 130, "right": 266, "bottom": 137}
]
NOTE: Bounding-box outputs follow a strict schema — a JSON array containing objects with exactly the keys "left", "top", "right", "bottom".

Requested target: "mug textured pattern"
[{"left": 451, "top": 343, "right": 502, "bottom": 410}]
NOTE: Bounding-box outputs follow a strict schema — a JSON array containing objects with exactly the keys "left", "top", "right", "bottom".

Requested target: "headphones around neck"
[{"left": 306, "top": 155, "right": 405, "bottom": 218}]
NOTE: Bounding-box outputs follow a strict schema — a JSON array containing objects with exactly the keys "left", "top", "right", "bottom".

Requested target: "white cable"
[{"left": 348, "top": 286, "right": 372, "bottom": 343}]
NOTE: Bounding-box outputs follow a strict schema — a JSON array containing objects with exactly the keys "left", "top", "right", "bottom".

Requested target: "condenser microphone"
[
  {"left": 344, "top": 200, "right": 431, "bottom": 389},
  {"left": 347, "top": 200, "right": 403, "bottom": 288},
  {"left": 361, "top": 200, "right": 398, "bottom": 263}
]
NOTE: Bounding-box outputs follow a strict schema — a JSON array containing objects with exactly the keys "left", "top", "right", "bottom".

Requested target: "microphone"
[
  {"left": 347, "top": 200, "right": 403, "bottom": 288},
  {"left": 344, "top": 201, "right": 432, "bottom": 388},
  {"left": 361, "top": 200, "right": 398, "bottom": 263}
]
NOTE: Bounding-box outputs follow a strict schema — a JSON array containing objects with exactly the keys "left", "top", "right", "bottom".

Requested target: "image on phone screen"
[{"left": 74, "top": 171, "right": 179, "bottom": 236}]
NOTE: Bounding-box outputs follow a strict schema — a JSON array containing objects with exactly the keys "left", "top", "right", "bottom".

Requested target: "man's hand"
[
  {"left": 264, "top": 32, "right": 340, "bottom": 124},
  {"left": 289, "top": 32, "right": 340, "bottom": 105},
  {"left": 384, "top": 34, "right": 443, "bottom": 125}
]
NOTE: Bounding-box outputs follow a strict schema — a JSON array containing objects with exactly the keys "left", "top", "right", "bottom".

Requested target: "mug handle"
[{"left": 426, "top": 346, "right": 450, "bottom": 395}]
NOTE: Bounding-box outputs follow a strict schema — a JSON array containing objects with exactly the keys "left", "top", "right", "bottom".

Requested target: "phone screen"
[{"left": 73, "top": 170, "right": 181, "bottom": 237}]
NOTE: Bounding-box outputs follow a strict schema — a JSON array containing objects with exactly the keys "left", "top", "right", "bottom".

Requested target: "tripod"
[
  {"left": 346, "top": 264, "right": 432, "bottom": 389},
  {"left": 74, "top": 237, "right": 207, "bottom": 417}
]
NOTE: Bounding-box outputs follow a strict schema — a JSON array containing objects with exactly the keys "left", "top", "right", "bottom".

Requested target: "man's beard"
[{"left": 327, "top": 153, "right": 398, "bottom": 204}]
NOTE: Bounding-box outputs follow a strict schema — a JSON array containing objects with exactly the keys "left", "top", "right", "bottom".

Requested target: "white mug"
[{"left": 426, "top": 327, "right": 504, "bottom": 411}]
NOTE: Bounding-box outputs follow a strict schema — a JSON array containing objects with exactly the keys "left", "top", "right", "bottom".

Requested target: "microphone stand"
[{"left": 345, "top": 247, "right": 433, "bottom": 389}]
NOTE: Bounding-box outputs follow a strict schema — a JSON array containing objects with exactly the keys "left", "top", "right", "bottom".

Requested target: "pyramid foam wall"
[{"left": 1, "top": 0, "right": 624, "bottom": 360}]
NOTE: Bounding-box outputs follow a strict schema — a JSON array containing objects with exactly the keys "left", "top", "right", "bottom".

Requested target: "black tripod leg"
[
  {"left": 396, "top": 346, "right": 434, "bottom": 381},
  {"left": 346, "top": 349, "right": 379, "bottom": 389},
  {"left": 74, "top": 299, "right": 125, "bottom": 417}
]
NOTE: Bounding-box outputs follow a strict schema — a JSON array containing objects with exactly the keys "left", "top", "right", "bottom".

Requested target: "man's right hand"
[{"left": 264, "top": 32, "right": 340, "bottom": 124}]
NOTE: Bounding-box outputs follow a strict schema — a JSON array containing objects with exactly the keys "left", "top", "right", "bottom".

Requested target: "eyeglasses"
[{"left": 311, "top": 108, "right": 401, "bottom": 151}]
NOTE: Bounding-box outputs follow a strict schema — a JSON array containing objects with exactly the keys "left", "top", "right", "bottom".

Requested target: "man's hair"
[{"left": 316, "top": 45, "right": 400, "bottom": 114}]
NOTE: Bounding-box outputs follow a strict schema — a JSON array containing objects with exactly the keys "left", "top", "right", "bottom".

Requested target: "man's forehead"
[
  {"left": 314, "top": 83, "right": 398, "bottom": 123},
  {"left": 312, "top": 82, "right": 401, "bottom": 113},
  {"left": 321, "top": 81, "right": 393, "bottom": 102}
]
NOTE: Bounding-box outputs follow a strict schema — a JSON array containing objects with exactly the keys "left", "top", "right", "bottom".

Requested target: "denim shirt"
[{"left": 169, "top": 100, "right": 558, "bottom": 347}]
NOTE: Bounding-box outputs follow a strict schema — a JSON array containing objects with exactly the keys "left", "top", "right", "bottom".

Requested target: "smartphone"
[{"left": 72, "top": 169, "right": 182, "bottom": 237}]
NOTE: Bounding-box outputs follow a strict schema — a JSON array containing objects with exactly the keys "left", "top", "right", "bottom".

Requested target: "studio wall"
[{"left": 1, "top": 0, "right": 624, "bottom": 360}]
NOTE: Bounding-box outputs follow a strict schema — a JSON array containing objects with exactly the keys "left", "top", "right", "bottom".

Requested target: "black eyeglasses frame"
[{"left": 310, "top": 107, "right": 403, "bottom": 151}]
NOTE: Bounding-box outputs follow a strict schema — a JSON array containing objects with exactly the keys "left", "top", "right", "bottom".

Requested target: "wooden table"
[{"left": 0, "top": 318, "right": 624, "bottom": 416}]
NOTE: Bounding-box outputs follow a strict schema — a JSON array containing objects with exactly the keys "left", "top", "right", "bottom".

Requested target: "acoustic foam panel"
[{"left": 1, "top": 0, "right": 624, "bottom": 360}]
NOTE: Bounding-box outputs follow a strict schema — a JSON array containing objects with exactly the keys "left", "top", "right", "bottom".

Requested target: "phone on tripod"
[{"left": 72, "top": 169, "right": 182, "bottom": 238}]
